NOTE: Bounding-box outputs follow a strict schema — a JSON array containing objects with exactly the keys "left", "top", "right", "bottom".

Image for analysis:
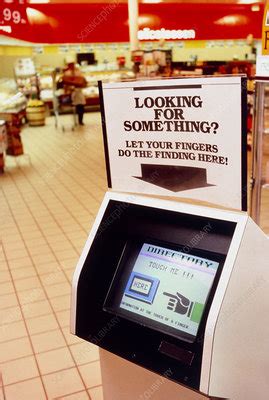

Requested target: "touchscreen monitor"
[{"left": 104, "top": 241, "right": 221, "bottom": 343}]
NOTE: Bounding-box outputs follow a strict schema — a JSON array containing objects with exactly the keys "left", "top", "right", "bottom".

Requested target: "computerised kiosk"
[{"left": 71, "top": 192, "right": 269, "bottom": 400}]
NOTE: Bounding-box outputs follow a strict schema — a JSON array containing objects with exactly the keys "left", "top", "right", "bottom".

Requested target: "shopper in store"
[
  {"left": 71, "top": 86, "right": 86, "bottom": 126},
  {"left": 62, "top": 60, "right": 87, "bottom": 126}
]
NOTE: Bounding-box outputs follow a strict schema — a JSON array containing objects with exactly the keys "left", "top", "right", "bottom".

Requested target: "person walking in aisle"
[
  {"left": 71, "top": 87, "right": 86, "bottom": 126},
  {"left": 63, "top": 60, "right": 87, "bottom": 126}
]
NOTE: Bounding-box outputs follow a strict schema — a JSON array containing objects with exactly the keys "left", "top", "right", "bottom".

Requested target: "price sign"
[{"left": 0, "top": 1, "right": 28, "bottom": 26}]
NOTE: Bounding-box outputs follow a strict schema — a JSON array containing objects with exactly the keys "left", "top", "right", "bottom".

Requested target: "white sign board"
[
  {"left": 99, "top": 76, "right": 247, "bottom": 210},
  {"left": 256, "top": 55, "right": 269, "bottom": 77}
]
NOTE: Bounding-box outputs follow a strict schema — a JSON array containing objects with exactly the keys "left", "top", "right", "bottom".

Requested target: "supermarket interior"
[{"left": 0, "top": 0, "right": 269, "bottom": 399}]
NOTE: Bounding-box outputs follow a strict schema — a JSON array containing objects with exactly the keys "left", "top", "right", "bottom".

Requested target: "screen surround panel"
[
  {"left": 104, "top": 241, "right": 221, "bottom": 343},
  {"left": 74, "top": 198, "right": 236, "bottom": 391}
]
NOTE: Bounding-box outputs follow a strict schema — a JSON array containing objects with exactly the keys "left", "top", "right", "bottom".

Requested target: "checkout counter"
[{"left": 71, "top": 192, "right": 269, "bottom": 400}]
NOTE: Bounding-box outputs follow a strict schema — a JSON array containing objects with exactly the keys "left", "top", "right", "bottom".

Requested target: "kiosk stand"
[
  {"left": 71, "top": 192, "right": 269, "bottom": 400},
  {"left": 71, "top": 75, "right": 267, "bottom": 400}
]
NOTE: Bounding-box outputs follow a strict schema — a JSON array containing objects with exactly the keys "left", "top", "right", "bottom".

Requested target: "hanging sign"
[
  {"left": 99, "top": 76, "right": 247, "bottom": 211},
  {"left": 0, "top": 1, "right": 28, "bottom": 28},
  {"left": 262, "top": 1, "right": 269, "bottom": 55},
  {"left": 256, "top": 55, "right": 269, "bottom": 76}
]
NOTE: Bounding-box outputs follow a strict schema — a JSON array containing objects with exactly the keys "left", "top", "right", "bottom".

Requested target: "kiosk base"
[
  {"left": 100, "top": 349, "right": 209, "bottom": 400},
  {"left": 72, "top": 193, "right": 269, "bottom": 400}
]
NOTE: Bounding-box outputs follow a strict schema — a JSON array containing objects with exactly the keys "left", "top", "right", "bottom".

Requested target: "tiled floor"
[
  {"left": 0, "top": 112, "right": 106, "bottom": 399},
  {"left": 0, "top": 111, "right": 268, "bottom": 399}
]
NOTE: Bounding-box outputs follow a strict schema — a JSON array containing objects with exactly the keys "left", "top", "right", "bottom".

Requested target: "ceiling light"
[
  {"left": 251, "top": 5, "right": 260, "bottom": 11},
  {"left": 141, "top": 0, "right": 163, "bottom": 3},
  {"left": 215, "top": 15, "right": 248, "bottom": 26},
  {"left": 26, "top": 7, "right": 48, "bottom": 23},
  {"left": 237, "top": 0, "right": 259, "bottom": 4},
  {"left": 28, "top": 0, "right": 50, "bottom": 4}
]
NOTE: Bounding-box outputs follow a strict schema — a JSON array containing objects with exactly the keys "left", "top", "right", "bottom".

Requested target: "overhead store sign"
[
  {"left": 99, "top": 76, "right": 247, "bottom": 211},
  {"left": 0, "top": 1, "right": 28, "bottom": 28},
  {"left": 138, "top": 28, "right": 196, "bottom": 41},
  {"left": 0, "top": 3, "right": 264, "bottom": 43},
  {"left": 262, "top": 1, "right": 269, "bottom": 54}
]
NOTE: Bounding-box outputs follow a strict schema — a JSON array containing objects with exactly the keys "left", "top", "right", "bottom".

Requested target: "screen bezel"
[
  {"left": 75, "top": 199, "right": 237, "bottom": 390},
  {"left": 104, "top": 238, "right": 225, "bottom": 344}
]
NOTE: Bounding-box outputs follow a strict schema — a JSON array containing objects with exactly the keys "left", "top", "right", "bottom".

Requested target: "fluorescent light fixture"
[
  {"left": 237, "top": 0, "right": 259, "bottom": 4},
  {"left": 215, "top": 14, "right": 248, "bottom": 26},
  {"left": 28, "top": 0, "right": 50, "bottom": 3},
  {"left": 26, "top": 7, "right": 47, "bottom": 21},
  {"left": 142, "top": 0, "right": 163, "bottom": 3},
  {"left": 251, "top": 5, "right": 260, "bottom": 11}
]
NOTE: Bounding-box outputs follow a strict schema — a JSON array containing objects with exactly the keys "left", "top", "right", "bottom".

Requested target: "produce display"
[
  {"left": 0, "top": 79, "right": 27, "bottom": 113},
  {"left": 14, "top": 58, "right": 36, "bottom": 77},
  {"left": 0, "top": 79, "right": 26, "bottom": 163},
  {"left": 14, "top": 58, "right": 40, "bottom": 98},
  {"left": 16, "top": 76, "right": 40, "bottom": 96}
]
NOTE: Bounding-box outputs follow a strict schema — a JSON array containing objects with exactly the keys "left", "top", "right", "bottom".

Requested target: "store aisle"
[{"left": 0, "top": 112, "right": 106, "bottom": 400}]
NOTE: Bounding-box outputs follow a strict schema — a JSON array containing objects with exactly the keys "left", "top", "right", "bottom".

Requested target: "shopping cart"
[
  {"left": 54, "top": 93, "right": 78, "bottom": 132},
  {"left": 52, "top": 69, "right": 78, "bottom": 132}
]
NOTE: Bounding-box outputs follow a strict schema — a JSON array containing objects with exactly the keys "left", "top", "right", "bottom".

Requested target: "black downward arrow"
[{"left": 134, "top": 164, "right": 215, "bottom": 192}]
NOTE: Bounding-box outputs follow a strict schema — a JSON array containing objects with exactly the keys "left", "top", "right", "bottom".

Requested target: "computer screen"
[{"left": 104, "top": 241, "right": 220, "bottom": 342}]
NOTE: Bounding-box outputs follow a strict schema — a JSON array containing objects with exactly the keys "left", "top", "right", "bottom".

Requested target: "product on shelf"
[
  {"left": 40, "top": 89, "right": 53, "bottom": 102},
  {"left": 38, "top": 67, "right": 56, "bottom": 102},
  {"left": 0, "top": 79, "right": 26, "bottom": 159},
  {"left": 14, "top": 58, "right": 36, "bottom": 77},
  {"left": 0, "top": 79, "right": 27, "bottom": 113},
  {"left": 0, "top": 92, "right": 27, "bottom": 113},
  {"left": 117, "top": 56, "right": 126, "bottom": 68},
  {"left": 14, "top": 58, "right": 40, "bottom": 98},
  {"left": 40, "top": 75, "right": 53, "bottom": 89},
  {"left": 0, "top": 78, "right": 27, "bottom": 149}
]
